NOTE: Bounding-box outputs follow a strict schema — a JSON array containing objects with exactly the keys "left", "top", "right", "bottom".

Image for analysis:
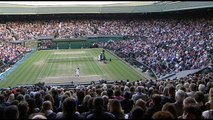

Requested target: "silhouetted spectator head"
[
  {"left": 136, "top": 86, "right": 143, "bottom": 93},
  {"left": 64, "top": 91, "right": 71, "bottom": 97},
  {"left": 123, "top": 91, "right": 131, "bottom": 99},
  {"left": 24, "top": 94, "right": 31, "bottom": 101},
  {"left": 151, "top": 94, "right": 161, "bottom": 105},
  {"left": 194, "top": 91, "right": 204, "bottom": 103},
  {"left": 77, "top": 90, "right": 85, "bottom": 104},
  {"left": 34, "top": 92, "right": 43, "bottom": 109},
  {"left": 152, "top": 111, "right": 175, "bottom": 119},
  {"left": 11, "top": 100, "right": 19, "bottom": 106},
  {"left": 4, "top": 105, "right": 19, "bottom": 119},
  {"left": 101, "top": 90, "right": 107, "bottom": 96},
  {"left": 123, "top": 86, "right": 130, "bottom": 92},
  {"left": 61, "top": 95, "right": 69, "bottom": 105},
  {"left": 180, "top": 86, "right": 186, "bottom": 92},
  {"left": 114, "top": 90, "right": 121, "bottom": 97},
  {"left": 102, "top": 95, "right": 109, "bottom": 109},
  {"left": 189, "top": 83, "right": 197, "bottom": 92},
  {"left": 207, "top": 82, "right": 213, "bottom": 92},
  {"left": 83, "top": 95, "right": 91, "bottom": 105},
  {"left": 163, "top": 87, "right": 169, "bottom": 96},
  {"left": 62, "top": 97, "right": 77, "bottom": 114},
  {"left": 183, "top": 97, "right": 196, "bottom": 107},
  {"left": 107, "top": 89, "right": 114, "bottom": 98},
  {"left": 162, "top": 103, "right": 177, "bottom": 118},
  {"left": 135, "top": 99, "right": 147, "bottom": 112},
  {"left": 130, "top": 86, "right": 135, "bottom": 93},
  {"left": 130, "top": 107, "right": 144, "bottom": 119},
  {"left": 168, "top": 86, "right": 176, "bottom": 96},
  {"left": 159, "top": 85, "right": 164, "bottom": 93},
  {"left": 41, "top": 100, "right": 53, "bottom": 112},
  {"left": 16, "top": 94, "right": 24, "bottom": 102},
  {"left": 198, "top": 84, "right": 205, "bottom": 93},
  {"left": 18, "top": 101, "right": 29, "bottom": 119},
  {"left": 175, "top": 90, "right": 186, "bottom": 102},
  {"left": 108, "top": 99, "right": 123, "bottom": 114},
  {"left": 184, "top": 82, "right": 190, "bottom": 91},
  {"left": 44, "top": 94, "right": 54, "bottom": 108},
  {"left": 96, "top": 89, "right": 102, "bottom": 96},
  {"left": 182, "top": 105, "right": 202, "bottom": 119},
  {"left": 93, "top": 97, "right": 104, "bottom": 112},
  {"left": 27, "top": 97, "right": 37, "bottom": 109}
]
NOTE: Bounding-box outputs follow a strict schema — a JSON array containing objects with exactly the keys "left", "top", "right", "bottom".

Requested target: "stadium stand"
[{"left": 0, "top": 1, "right": 212, "bottom": 119}]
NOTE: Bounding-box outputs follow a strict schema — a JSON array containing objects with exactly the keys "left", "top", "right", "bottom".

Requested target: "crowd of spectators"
[
  {"left": 0, "top": 17, "right": 212, "bottom": 77},
  {"left": 0, "top": 8, "right": 212, "bottom": 119},
  {"left": 0, "top": 72, "right": 212, "bottom": 119},
  {"left": 0, "top": 17, "right": 212, "bottom": 41},
  {"left": 0, "top": 42, "right": 31, "bottom": 73},
  {"left": 101, "top": 34, "right": 212, "bottom": 78}
]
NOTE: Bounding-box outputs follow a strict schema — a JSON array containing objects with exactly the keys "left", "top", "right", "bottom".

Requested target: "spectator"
[
  {"left": 108, "top": 99, "right": 125, "bottom": 119},
  {"left": 152, "top": 111, "right": 175, "bottom": 119},
  {"left": 16, "top": 94, "right": 24, "bottom": 103},
  {"left": 40, "top": 100, "right": 56, "bottom": 119},
  {"left": 26, "top": 98, "right": 40, "bottom": 116},
  {"left": 107, "top": 89, "right": 115, "bottom": 99},
  {"left": 120, "top": 91, "right": 134, "bottom": 114},
  {"left": 183, "top": 97, "right": 196, "bottom": 108},
  {"left": 76, "top": 90, "right": 85, "bottom": 106},
  {"left": 80, "top": 98, "right": 94, "bottom": 119},
  {"left": 114, "top": 90, "right": 124, "bottom": 101},
  {"left": 144, "top": 94, "right": 162, "bottom": 119},
  {"left": 102, "top": 95, "right": 109, "bottom": 111},
  {"left": 77, "top": 94, "right": 91, "bottom": 114},
  {"left": 55, "top": 94, "right": 69, "bottom": 113},
  {"left": 162, "top": 103, "right": 177, "bottom": 118},
  {"left": 4, "top": 105, "right": 19, "bottom": 119},
  {"left": 56, "top": 97, "right": 83, "bottom": 119},
  {"left": 198, "top": 84, "right": 208, "bottom": 103},
  {"left": 161, "top": 86, "right": 176, "bottom": 105},
  {"left": 51, "top": 88, "right": 60, "bottom": 110},
  {"left": 205, "top": 87, "right": 213, "bottom": 110},
  {"left": 34, "top": 92, "right": 43, "bottom": 110},
  {"left": 131, "top": 86, "right": 147, "bottom": 102},
  {"left": 86, "top": 97, "right": 115, "bottom": 119},
  {"left": 44, "top": 94, "right": 56, "bottom": 112},
  {"left": 180, "top": 105, "right": 202, "bottom": 119},
  {"left": 18, "top": 101, "right": 29, "bottom": 119},
  {"left": 129, "top": 107, "right": 144, "bottom": 119},
  {"left": 135, "top": 99, "right": 147, "bottom": 113},
  {"left": 194, "top": 91, "right": 207, "bottom": 112},
  {"left": 187, "top": 83, "right": 197, "bottom": 98},
  {"left": 172, "top": 89, "right": 186, "bottom": 117}
]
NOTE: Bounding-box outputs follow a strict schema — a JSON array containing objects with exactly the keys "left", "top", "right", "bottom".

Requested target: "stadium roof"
[
  {"left": 0, "top": 1, "right": 156, "bottom": 7},
  {"left": 0, "top": 1, "right": 212, "bottom": 15}
]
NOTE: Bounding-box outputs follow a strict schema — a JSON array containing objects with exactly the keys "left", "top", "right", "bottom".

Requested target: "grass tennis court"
[{"left": 0, "top": 48, "right": 145, "bottom": 88}]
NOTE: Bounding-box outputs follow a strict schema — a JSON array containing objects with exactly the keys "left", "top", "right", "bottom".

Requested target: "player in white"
[{"left": 75, "top": 67, "right": 80, "bottom": 77}]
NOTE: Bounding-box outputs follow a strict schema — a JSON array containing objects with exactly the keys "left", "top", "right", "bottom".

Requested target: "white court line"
[
  {"left": 84, "top": 50, "right": 98, "bottom": 76},
  {"left": 36, "top": 51, "right": 51, "bottom": 82}
]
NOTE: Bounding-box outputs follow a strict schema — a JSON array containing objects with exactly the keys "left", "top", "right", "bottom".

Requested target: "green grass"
[{"left": 0, "top": 48, "right": 145, "bottom": 88}]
